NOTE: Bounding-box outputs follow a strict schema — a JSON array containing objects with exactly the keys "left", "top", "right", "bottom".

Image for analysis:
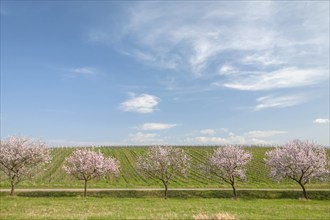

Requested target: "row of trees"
[{"left": 0, "top": 136, "right": 329, "bottom": 199}]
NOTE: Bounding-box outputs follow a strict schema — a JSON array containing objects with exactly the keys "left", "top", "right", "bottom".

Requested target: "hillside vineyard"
[{"left": 1, "top": 146, "right": 329, "bottom": 189}]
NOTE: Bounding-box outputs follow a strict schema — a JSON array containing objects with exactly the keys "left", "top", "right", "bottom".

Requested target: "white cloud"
[
  {"left": 189, "top": 38, "right": 222, "bottom": 75},
  {"left": 187, "top": 134, "right": 246, "bottom": 145},
  {"left": 254, "top": 94, "right": 306, "bottom": 111},
  {"left": 242, "top": 52, "right": 283, "bottom": 66},
  {"left": 244, "top": 130, "right": 287, "bottom": 138},
  {"left": 190, "top": 136, "right": 229, "bottom": 144},
  {"left": 123, "top": 49, "right": 181, "bottom": 70},
  {"left": 187, "top": 132, "right": 245, "bottom": 145},
  {"left": 228, "top": 132, "right": 246, "bottom": 144},
  {"left": 89, "top": 2, "right": 279, "bottom": 76},
  {"left": 186, "top": 129, "right": 286, "bottom": 145},
  {"left": 200, "top": 129, "right": 216, "bottom": 136},
  {"left": 47, "top": 139, "right": 123, "bottom": 147},
  {"left": 313, "top": 118, "right": 330, "bottom": 124},
  {"left": 120, "top": 93, "right": 160, "bottom": 113},
  {"left": 250, "top": 138, "right": 270, "bottom": 145},
  {"left": 223, "top": 68, "right": 328, "bottom": 91},
  {"left": 128, "top": 132, "right": 163, "bottom": 143},
  {"left": 88, "top": 1, "right": 328, "bottom": 82},
  {"left": 142, "top": 123, "right": 177, "bottom": 131},
  {"left": 127, "top": 50, "right": 156, "bottom": 62},
  {"left": 68, "top": 67, "right": 97, "bottom": 75},
  {"left": 219, "top": 64, "right": 237, "bottom": 75}
]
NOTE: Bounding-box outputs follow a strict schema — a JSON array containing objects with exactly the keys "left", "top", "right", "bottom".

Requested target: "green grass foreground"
[{"left": 1, "top": 195, "right": 329, "bottom": 220}]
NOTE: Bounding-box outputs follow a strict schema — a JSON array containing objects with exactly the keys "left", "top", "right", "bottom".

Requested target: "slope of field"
[{"left": 0, "top": 146, "right": 329, "bottom": 189}]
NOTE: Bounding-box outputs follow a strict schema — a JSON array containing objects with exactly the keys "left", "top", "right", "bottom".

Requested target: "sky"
[{"left": 0, "top": 1, "right": 329, "bottom": 147}]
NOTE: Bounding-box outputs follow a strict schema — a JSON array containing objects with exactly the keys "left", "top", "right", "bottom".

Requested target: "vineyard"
[{"left": 0, "top": 146, "right": 329, "bottom": 189}]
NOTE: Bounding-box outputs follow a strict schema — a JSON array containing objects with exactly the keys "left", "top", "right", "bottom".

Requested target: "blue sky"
[{"left": 1, "top": 1, "right": 329, "bottom": 146}]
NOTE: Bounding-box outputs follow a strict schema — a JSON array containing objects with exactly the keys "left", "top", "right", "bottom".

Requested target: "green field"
[
  {"left": 1, "top": 146, "right": 329, "bottom": 220},
  {"left": 0, "top": 146, "right": 329, "bottom": 189},
  {"left": 0, "top": 195, "right": 329, "bottom": 220}
]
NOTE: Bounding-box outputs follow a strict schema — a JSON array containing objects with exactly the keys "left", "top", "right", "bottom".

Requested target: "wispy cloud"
[
  {"left": 142, "top": 123, "right": 177, "bottom": 131},
  {"left": 313, "top": 118, "right": 330, "bottom": 124},
  {"left": 119, "top": 93, "right": 160, "bottom": 113},
  {"left": 186, "top": 129, "right": 286, "bottom": 145},
  {"left": 128, "top": 132, "right": 163, "bottom": 143},
  {"left": 47, "top": 139, "right": 123, "bottom": 147},
  {"left": 88, "top": 1, "right": 328, "bottom": 80},
  {"left": 65, "top": 67, "right": 98, "bottom": 77},
  {"left": 254, "top": 94, "right": 306, "bottom": 111},
  {"left": 223, "top": 68, "right": 328, "bottom": 91},
  {"left": 123, "top": 49, "right": 180, "bottom": 70},
  {"left": 242, "top": 52, "right": 283, "bottom": 66},
  {"left": 187, "top": 132, "right": 246, "bottom": 145},
  {"left": 190, "top": 136, "right": 229, "bottom": 144},
  {"left": 71, "top": 67, "right": 96, "bottom": 74},
  {"left": 244, "top": 130, "right": 287, "bottom": 138},
  {"left": 88, "top": 2, "right": 277, "bottom": 76},
  {"left": 218, "top": 64, "right": 237, "bottom": 75},
  {"left": 200, "top": 129, "right": 216, "bottom": 136},
  {"left": 125, "top": 50, "right": 156, "bottom": 63}
]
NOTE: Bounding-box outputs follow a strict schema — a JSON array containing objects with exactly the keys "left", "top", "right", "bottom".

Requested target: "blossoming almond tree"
[
  {"left": 63, "top": 149, "right": 120, "bottom": 197},
  {"left": 265, "top": 139, "right": 329, "bottom": 199},
  {"left": 0, "top": 136, "right": 52, "bottom": 196},
  {"left": 136, "top": 146, "right": 190, "bottom": 199},
  {"left": 205, "top": 145, "right": 252, "bottom": 198}
]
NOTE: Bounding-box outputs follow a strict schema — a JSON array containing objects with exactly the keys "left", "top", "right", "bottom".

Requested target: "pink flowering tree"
[
  {"left": 265, "top": 139, "right": 329, "bottom": 199},
  {"left": 205, "top": 145, "right": 252, "bottom": 198},
  {"left": 0, "top": 136, "right": 52, "bottom": 196},
  {"left": 63, "top": 149, "right": 120, "bottom": 197},
  {"left": 137, "top": 146, "right": 190, "bottom": 199}
]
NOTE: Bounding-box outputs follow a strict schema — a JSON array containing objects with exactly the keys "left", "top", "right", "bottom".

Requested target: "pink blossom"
[
  {"left": 137, "top": 146, "right": 190, "bottom": 199},
  {"left": 206, "top": 145, "right": 252, "bottom": 198},
  {"left": 0, "top": 136, "right": 52, "bottom": 195},
  {"left": 63, "top": 149, "right": 120, "bottom": 197},
  {"left": 265, "top": 139, "right": 329, "bottom": 199}
]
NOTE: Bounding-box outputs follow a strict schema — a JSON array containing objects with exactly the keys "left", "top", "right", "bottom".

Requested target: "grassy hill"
[{"left": 0, "top": 146, "right": 329, "bottom": 189}]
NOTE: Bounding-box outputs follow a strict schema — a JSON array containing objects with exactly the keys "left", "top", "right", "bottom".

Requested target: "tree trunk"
[
  {"left": 10, "top": 182, "right": 15, "bottom": 196},
  {"left": 162, "top": 181, "right": 168, "bottom": 199},
  {"left": 84, "top": 179, "right": 87, "bottom": 197},
  {"left": 231, "top": 183, "right": 237, "bottom": 199},
  {"left": 298, "top": 181, "right": 308, "bottom": 199}
]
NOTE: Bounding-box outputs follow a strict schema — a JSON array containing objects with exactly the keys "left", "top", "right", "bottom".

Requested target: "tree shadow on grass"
[{"left": 9, "top": 190, "right": 330, "bottom": 200}]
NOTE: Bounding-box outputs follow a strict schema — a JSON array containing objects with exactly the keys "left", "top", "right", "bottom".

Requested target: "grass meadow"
[{"left": 1, "top": 194, "right": 330, "bottom": 220}]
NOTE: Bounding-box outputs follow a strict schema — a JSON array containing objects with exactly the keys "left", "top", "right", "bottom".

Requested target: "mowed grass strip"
[{"left": 0, "top": 195, "right": 329, "bottom": 220}]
